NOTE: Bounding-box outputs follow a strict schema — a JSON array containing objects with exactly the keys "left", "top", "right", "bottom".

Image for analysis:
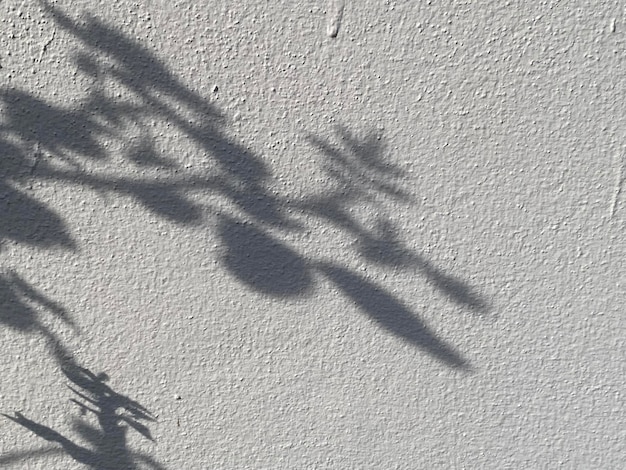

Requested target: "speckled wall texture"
[{"left": 1, "top": 1, "right": 624, "bottom": 468}]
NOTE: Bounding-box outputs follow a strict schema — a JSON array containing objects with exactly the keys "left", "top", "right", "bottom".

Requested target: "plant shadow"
[
  {"left": 1, "top": 0, "right": 491, "bottom": 378},
  {"left": 2, "top": 362, "right": 164, "bottom": 469}
]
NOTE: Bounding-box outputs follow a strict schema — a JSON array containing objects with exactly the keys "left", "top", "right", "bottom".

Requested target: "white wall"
[{"left": 1, "top": 1, "right": 624, "bottom": 468}]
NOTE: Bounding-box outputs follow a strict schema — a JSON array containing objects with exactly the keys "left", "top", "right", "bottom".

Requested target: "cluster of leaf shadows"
[
  {"left": 1, "top": 2, "right": 489, "bottom": 467},
  {"left": 1, "top": 361, "right": 163, "bottom": 469},
  {"left": 0, "top": 269, "right": 159, "bottom": 468}
]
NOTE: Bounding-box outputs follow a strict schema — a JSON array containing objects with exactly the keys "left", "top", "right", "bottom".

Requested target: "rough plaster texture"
[{"left": 1, "top": 0, "right": 624, "bottom": 468}]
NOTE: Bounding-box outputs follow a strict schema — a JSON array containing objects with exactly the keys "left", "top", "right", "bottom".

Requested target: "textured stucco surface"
[{"left": 1, "top": 1, "right": 624, "bottom": 468}]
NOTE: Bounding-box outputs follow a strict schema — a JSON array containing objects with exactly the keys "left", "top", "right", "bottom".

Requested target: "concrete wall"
[{"left": 1, "top": 1, "right": 624, "bottom": 468}]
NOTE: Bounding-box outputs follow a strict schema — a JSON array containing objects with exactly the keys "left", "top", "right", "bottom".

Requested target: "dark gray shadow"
[
  {"left": 0, "top": 132, "right": 75, "bottom": 250},
  {"left": 299, "top": 128, "right": 489, "bottom": 311},
  {"left": 357, "top": 219, "right": 488, "bottom": 311},
  {"left": 2, "top": 2, "right": 288, "bottom": 229},
  {"left": 318, "top": 263, "right": 469, "bottom": 369},
  {"left": 2, "top": 362, "right": 164, "bottom": 470},
  {"left": 0, "top": 271, "right": 74, "bottom": 363},
  {"left": 218, "top": 216, "right": 311, "bottom": 297},
  {"left": 0, "top": 181, "right": 75, "bottom": 250},
  {"left": 0, "top": 1, "right": 492, "bottom": 374},
  {"left": 0, "top": 89, "right": 107, "bottom": 161}
]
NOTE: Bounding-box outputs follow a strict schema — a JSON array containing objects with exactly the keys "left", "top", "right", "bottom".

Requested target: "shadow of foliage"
[
  {"left": 218, "top": 216, "right": 312, "bottom": 297},
  {"left": 0, "top": 4, "right": 497, "bottom": 466},
  {"left": 2, "top": 362, "right": 163, "bottom": 470},
  {"left": 1, "top": 0, "right": 491, "bottom": 376},
  {"left": 0, "top": 124, "right": 75, "bottom": 250},
  {"left": 296, "top": 127, "right": 489, "bottom": 310},
  {"left": 0, "top": 271, "right": 74, "bottom": 362},
  {"left": 357, "top": 219, "right": 488, "bottom": 311},
  {"left": 318, "top": 263, "right": 469, "bottom": 369}
]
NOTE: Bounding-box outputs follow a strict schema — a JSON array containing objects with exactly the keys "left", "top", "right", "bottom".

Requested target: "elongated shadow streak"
[
  {"left": 318, "top": 263, "right": 470, "bottom": 370},
  {"left": 2, "top": 413, "right": 95, "bottom": 465},
  {"left": 359, "top": 227, "right": 489, "bottom": 312}
]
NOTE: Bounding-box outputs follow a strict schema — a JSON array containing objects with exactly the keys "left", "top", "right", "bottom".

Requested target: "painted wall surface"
[{"left": 1, "top": 1, "right": 624, "bottom": 468}]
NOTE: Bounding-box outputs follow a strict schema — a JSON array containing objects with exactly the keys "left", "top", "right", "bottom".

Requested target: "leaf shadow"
[{"left": 2, "top": 362, "right": 164, "bottom": 469}]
